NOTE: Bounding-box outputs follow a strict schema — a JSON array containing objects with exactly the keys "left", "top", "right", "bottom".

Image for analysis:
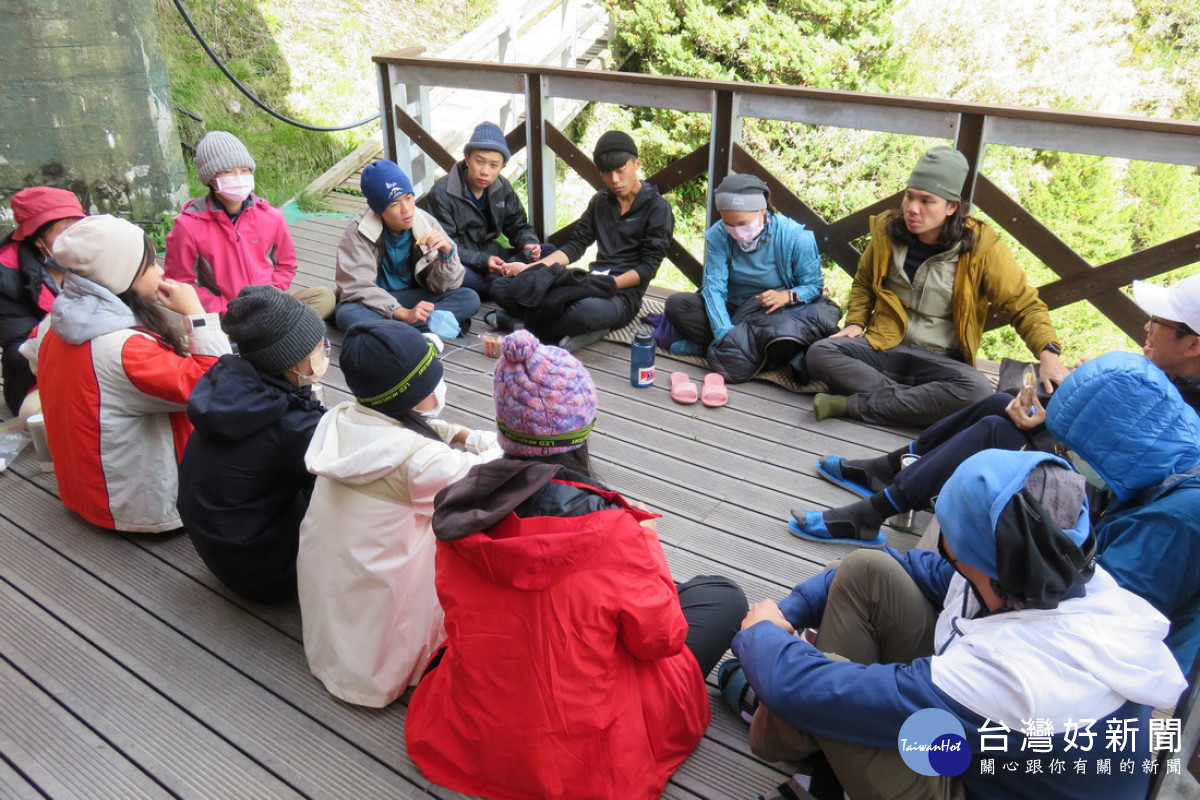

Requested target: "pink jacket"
[{"left": 164, "top": 195, "right": 297, "bottom": 314}]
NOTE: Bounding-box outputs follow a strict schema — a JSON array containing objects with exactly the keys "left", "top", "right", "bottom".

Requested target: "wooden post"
[
  {"left": 954, "top": 113, "right": 989, "bottom": 209},
  {"left": 377, "top": 48, "right": 424, "bottom": 165},
  {"left": 378, "top": 62, "right": 398, "bottom": 163},
  {"left": 707, "top": 90, "right": 736, "bottom": 228}
]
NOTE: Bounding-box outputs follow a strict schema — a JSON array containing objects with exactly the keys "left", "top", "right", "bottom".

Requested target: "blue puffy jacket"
[{"left": 1048, "top": 351, "right": 1200, "bottom": 671}]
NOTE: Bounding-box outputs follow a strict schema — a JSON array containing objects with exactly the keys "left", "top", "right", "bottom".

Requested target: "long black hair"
[
  {"left": 394, "top": 408, "right": 443, "bottom": 442},
  {"left": 116, "top": 236, "right": 187, "bottom": 356},
  {"left": 885, "top": 203, "right": 975, "bottom": 253}
]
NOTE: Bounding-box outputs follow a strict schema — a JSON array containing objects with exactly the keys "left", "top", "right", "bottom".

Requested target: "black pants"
[
  {"left": 805, "top": 337, "right": 994, "bottom": 427},
  {"left": 2, "top": 339, "right": 35, "bottom": 417},
  {"left": 677, "top": 575, "right": 748, "bottom": 677},
  {"left": 664, "top": 290, "right": 723, "bottom": 346},
  {"left": 891, "top": 391, "right": 1033, "bottom": 510}
]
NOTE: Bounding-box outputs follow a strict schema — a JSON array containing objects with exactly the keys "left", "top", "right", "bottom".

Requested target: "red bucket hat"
[{"left": 10, "top": 187, "right": 85, "bottom": 242}]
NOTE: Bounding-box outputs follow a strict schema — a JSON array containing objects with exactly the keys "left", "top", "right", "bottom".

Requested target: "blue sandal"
[
  {"left": 815, "top": 456, "right": 875, "bottom": 499},
  {"left": 788, "top": 514, "right": 886, "bottom": 548}
]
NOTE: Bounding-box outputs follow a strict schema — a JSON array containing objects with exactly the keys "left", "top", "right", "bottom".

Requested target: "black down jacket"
[{"left": 706, "top": 295, "right": 841, "bottom": 384}]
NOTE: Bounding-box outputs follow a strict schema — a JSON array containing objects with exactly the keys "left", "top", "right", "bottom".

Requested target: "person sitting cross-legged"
[
  {"left": 425, "top": 121, "right": 553, "bottom": 301},
  {"left": 178, "top": 285, "right": 329, "bottom": 604},
  {"left": 804, "top": 146, "right": 1067, "bottom": 427},
  {"left": 164, "top": 130, "right": 335, "bottom": 319},
  {"left": 406, "top": 329, "right": 747, "bottom": 799},
  {"left": 793, "top": 274, "right": 1200, "bottom": 548},
  {"left": 726, "top": 448, "right": 1185, "bottom": 800},
  {"left": 663, "top": 173, "right": 841, "bottom": 384},
  {"left": 333, "top": 159, "right": 480, "bottom": 340},
  {"left": 488, "top": 130, "right": 674, "bottom": 351}
]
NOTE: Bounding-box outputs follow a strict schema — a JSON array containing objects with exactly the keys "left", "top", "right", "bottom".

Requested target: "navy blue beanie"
[
  {"left": 464, "top": 122, "right": 510, "bottom": 161},
  {"left": 360, "top": 160, "right": 415, "bottom": 215},
  {"left": 341, "top": 319, "right": 443, "bottom": 420}
]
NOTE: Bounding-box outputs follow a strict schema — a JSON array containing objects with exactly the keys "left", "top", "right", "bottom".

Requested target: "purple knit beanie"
[{"left": 493, "top": 330, "right": 597, "bottom": 455}]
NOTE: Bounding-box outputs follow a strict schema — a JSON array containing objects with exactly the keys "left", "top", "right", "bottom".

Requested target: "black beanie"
[
  {"left": 341, "top": 319, "right": 443, "bottom": 419},
  {"left": 593, "top": 130, "right": 638, "bottom": 161},
  {"left": 223, "top": 285, "right": 326, "bottom": 376}
]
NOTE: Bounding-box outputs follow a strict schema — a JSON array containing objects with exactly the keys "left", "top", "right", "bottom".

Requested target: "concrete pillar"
[{"left": 0, "top": 0, "right": 188, "bottom": 226}]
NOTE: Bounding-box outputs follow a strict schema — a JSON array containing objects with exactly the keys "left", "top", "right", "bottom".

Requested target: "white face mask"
[
  {"left": 415, "top": 380, "right": 447, "bottom": 419},
  {"left": 289, "top": 345, "right": 329, "bottom": 386},
  {"left": 214, "top": 173, "right": 255, "bottom": 205}
]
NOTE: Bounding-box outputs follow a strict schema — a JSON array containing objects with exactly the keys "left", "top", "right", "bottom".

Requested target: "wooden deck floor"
[{"left": 0, "top": 209, "right": 931, "bottom": 799}]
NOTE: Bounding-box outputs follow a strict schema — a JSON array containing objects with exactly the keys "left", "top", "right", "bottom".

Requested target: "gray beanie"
[
  {"left": 907, "top": 146, "right": 969, "bottom": 202},
  {"left": 715, "top": 174, "right": 769, "bottom": 211},
  {"left": 195, "top": 131, "right": 256, "bottom": 186},
  {"left": 223, "top": 285, "right": 325, "bottom": 376},
  {"left": 464, "top": 122, "right": 511, "bottom": 161}
]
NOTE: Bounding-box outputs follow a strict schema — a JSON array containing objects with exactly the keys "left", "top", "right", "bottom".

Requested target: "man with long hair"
[{"left": 805, "top": 146, "right": 1067, "bottom": 428}]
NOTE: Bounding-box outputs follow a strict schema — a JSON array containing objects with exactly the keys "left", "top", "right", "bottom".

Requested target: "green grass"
[{"left": 154, "top": 0, "right": 493, "bottom": 207}]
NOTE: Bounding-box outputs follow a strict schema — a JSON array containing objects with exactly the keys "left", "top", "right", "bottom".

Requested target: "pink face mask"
[
  {"left": 723, "top": 218, "right": 764, "bottom": 243},
  {"left": 214, "top": 173, "right": 255, "bottom": 205}
]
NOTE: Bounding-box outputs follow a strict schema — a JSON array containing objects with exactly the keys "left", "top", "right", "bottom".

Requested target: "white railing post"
[
  {"left": 396, "top": 81, "right": 435, "bottom": 196},
  {"left": 498, "top": 0, "right": 522, "bottom": 131},
  {"left": 560, "top": 0, "right": 578, "bottom": 67},
  {"left": 525, "top": 73, "right": 556, "bottom": 238}
]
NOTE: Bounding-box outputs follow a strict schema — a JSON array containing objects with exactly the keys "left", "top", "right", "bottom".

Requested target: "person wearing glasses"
[
  {"left": 177, "top": 286, "right": 330, "bottom": 603},
  {"left": 793, "top": 275, "right": 1200, "bottom": 547},
  {"left": 725, "top": 448, "right": 1185, "bottom": 800}
]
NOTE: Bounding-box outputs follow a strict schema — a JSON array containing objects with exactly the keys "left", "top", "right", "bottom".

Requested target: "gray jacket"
[{"left": 334, "top": 208, "right": 464, "bottom": 317}]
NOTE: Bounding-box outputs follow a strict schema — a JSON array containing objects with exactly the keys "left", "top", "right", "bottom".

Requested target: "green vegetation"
[
  {"left": 153, "top": 0, "right": 493, "bottom": 207},
  {"left": 600, "top": 0, "right": 1200, "bottom": 359},
  {"left": 151, "top": 0, "right": 1199, "bottom": 359}
]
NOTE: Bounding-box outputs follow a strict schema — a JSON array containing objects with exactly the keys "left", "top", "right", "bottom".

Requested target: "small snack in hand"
[{"left": 1020, "top": 364, "right": 1038, "bottom": 417}]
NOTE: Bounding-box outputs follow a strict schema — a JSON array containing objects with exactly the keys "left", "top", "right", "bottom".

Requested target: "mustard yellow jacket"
[{"left": 845, "top": 213, "right": 1058, "bottom": 366}]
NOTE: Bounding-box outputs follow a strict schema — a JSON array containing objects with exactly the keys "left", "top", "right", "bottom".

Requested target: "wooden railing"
[
  {"left": 373, "top": 55, "right": 1200, "bottom": 343},
  {"left": 380, "top": 1, "right": 610, "bottom": 195}
]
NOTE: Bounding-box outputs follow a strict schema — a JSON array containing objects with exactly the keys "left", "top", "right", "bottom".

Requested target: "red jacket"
[
  {"left": 163, "top": 195, "right": 297, "bottom": 314},
  {"left": 407, "top": 463, "right": 709, "bottom": 800},
  {"left": 24, "top": 274, "right": 230, "bottom": 532}
]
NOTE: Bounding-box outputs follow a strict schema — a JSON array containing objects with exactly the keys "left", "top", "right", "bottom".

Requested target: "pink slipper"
[
  {"left": 670, "top": 371, "right": 698, "bottom": 405},
  {"left": 702, "top": 373, "right": 728, "bottom": 408}
]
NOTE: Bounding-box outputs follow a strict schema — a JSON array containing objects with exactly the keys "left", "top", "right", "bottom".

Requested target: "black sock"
[
  {"left": 887, "top": 445, "right": 911, "bottom": 473},
  {"left": 840, "top": 452, "right": 899, "bottom": 493},
  {"left": 819, "top": 496, "right": 888, "bottom": 541}
]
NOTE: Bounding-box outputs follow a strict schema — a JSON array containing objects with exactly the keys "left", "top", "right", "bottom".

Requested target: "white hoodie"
[
  {"left": 931, "top": 567, "right": 1186, "bottom": 729},
  {"left": 297, "top": 401, "right": 500, "bottom": 707}
]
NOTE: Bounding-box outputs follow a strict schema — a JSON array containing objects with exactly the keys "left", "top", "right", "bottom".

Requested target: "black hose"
[
  {"left": 174, "top": 104, "right": 204, "bottom": 123},
  {"left": 171, "top": 0, "right": 380, "bottom": 132}
]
